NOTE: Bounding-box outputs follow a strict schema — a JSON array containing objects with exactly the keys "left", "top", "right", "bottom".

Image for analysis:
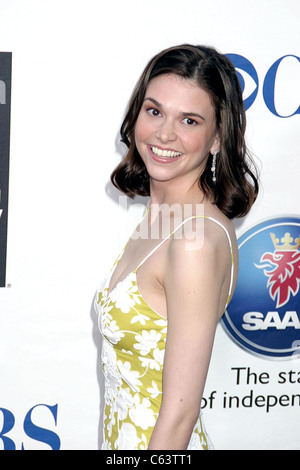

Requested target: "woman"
[{"left": 95, "top": 44, "right": 259, "bottom": 450}]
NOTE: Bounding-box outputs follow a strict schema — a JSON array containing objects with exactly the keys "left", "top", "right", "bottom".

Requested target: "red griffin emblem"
[{"left": 255, "top": 232, "right": 300, "bottom": 308}]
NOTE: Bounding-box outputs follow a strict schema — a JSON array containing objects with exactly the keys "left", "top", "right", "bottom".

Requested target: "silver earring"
[{"left": 211, "top": 150, "right": 218, "bottom": 183}]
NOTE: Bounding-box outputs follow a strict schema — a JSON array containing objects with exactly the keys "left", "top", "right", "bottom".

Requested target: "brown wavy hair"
[{"left": 111, "top": 44, "right": 259, "bottom": 219}]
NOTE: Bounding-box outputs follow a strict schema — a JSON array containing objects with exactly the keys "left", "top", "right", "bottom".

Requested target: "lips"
[{"left": 149, "top": 145, "right": 183, "bottom": 162}]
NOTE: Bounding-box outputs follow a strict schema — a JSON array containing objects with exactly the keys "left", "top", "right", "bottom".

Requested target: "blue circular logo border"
[{"left": 222, "top": 217, "right": 300, "bottom": 360}]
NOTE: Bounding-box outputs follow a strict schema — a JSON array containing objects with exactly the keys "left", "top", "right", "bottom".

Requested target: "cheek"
[
  {"left": 179, "top": 133, "right": 205, "bottom": 154},
  {"left": 134, "top": 120, "right": 148, "bottom": 162},
  {"left": 134, "top": 115, "right": 150, "bottom": 143},
  {"left": 182, "top": 129, "right": 215, "bottom": 155}
]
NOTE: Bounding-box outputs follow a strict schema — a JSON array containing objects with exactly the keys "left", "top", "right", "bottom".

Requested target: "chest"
[{"left": 97, "top": 273, "right": 168, "bottom": 355}]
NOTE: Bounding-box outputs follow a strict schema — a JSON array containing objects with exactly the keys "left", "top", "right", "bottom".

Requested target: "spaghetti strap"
[
  {"left": 134, "top": 214, "right": 234, "bottom": 309},
  {"left": 203, "top": 216, "right": 234, "bottom": 309},
  {"left": 133, "top": 215, "right": 197, "bottom": 273}
]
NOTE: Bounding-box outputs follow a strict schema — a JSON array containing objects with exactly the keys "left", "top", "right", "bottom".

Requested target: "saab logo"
[
  {"left": 255, "top": 232, "right": 300, "bottom": 309},
  {"left": 222, "top": 217, "right": 300, "bottom": 359}
]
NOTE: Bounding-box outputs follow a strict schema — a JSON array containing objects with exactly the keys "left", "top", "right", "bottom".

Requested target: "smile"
[{"left": 150, "top": 146, "right": 182, "bottom": 159}]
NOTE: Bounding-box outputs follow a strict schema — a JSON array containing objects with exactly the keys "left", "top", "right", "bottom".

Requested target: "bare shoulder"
[
  {"left": 172, "top": 205, "right": 236, "bottom": 254},
  {"left": 203, "top": 203, "right": 237, "bottom": 243},
  {"left": 162, "top": 207, "right": 236, "bottom": 322},
  {"left": 162, "top": 204, "right": 238, "bottom": 292},
  {"left": 167, "top": 218, "right": 228, "bottom": 275}
]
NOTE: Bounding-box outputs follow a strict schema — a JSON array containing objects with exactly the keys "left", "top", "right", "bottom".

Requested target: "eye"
[
  {"left": 182, "top": 117, "right": 198, "bottom": 126},
  {"left": 147, "top": 107, "right": 161, "bottom": 117}
]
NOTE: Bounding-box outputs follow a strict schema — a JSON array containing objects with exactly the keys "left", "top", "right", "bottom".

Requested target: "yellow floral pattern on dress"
[{"left": 95, "top": 249, "right": 213, "bottom": 450}]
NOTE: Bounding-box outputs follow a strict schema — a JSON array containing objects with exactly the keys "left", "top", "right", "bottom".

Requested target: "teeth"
[{"left": 151, "top": 146, "right": 182, "bottom": 159}]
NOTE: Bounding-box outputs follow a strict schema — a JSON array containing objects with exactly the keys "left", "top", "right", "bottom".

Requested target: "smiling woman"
[
  {"left": 112, "top": 44, "right": 259, "bottom": 219},
  {"left": 134, "top": 74, "right": 219, "bottom": 188},
  {"left": 95, "top": 44, "right": 259, "bottom": 450}
]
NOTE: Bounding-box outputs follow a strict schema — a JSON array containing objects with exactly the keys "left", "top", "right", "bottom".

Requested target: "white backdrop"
[{"left": 0, "top": 0, "right": 299, "bottom": 450}]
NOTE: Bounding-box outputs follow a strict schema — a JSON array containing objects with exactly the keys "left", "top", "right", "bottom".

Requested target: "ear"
[{"left": 210, "top": 134, "right": 220, "bottom": 155}]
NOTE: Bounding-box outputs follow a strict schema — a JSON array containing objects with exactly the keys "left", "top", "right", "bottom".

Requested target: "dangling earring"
[{"left": 211, "top": 150, "right": 218, "bottom": 183}]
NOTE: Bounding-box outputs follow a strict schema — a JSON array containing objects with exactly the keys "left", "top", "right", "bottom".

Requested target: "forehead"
[{"left": 145, "top": 74, "right": 214, "bottom": 113}]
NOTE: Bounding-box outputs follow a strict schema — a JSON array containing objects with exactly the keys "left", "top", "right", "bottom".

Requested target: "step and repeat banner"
[{"left": 0, "top": 0, "right": 299, "bottom": 450}]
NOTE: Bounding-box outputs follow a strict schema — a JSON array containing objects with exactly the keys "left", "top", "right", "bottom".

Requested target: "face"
[{"left": 134, "top": 74, "right": 220, "bottom": 188}]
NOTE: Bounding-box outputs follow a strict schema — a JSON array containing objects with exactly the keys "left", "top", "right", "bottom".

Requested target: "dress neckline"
[
  {"left": 103, "top": 213, "right": 235, "bottom": 314},
  {"left": 103, "top": 268, "right": 168, "bottom": 321}
]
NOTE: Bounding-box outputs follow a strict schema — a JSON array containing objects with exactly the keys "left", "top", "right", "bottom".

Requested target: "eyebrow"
[{"left": 143, "top": 97, "right": 205, "bottom": 121}]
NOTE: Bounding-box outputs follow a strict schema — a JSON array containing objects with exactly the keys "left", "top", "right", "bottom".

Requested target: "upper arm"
[{"left": 160, "top": 221, "right": 229, "bottom": 418}]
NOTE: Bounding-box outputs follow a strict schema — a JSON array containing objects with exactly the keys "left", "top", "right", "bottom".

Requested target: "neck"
[{"left": 148, "top": 176, "right": 204, "bottom": 207}]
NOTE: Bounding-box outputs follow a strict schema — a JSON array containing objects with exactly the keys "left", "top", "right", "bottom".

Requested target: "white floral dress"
[{"left": 95, "top": 215, "right": 234, "bottom": 450}]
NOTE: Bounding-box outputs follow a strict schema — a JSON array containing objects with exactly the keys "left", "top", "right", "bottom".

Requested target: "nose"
[{"left": 155, "top": 117, "right": 176, "bottom": 143}]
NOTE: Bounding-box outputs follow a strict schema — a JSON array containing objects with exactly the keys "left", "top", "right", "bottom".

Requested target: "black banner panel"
[{"left": 0, "top": 52, "right": 12, "bottom": 287}]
